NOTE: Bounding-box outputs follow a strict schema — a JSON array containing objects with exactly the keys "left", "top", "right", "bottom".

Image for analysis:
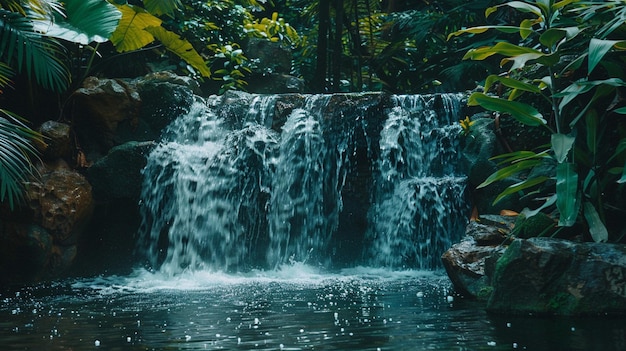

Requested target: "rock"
[
  {"left": 0, "top": 222, "right": 79, "bottom": 283},
  {"left": 133, "top": 71, "right": 199, "bottom": 133},
  {"left": 0, "top": 223, "right": 53, "bottom": 283},
  {"left": 72, "top": 77, "right": 141, "bottom": 155},
  {"left": 246, "top": 73, "right": 305, "bottom": 94},
  {"left": 442, "top": 217, "right": 512, "bottom": 299},
  {"left": 26, "top": 166, "right": 94, "bottom": 245},
  {"left": 86, "top": 141, "right": 155, "bottom": 202},
  {"left": 246, "top": 38, "right": 293, "bottom": 75},
  {"left": 38, "top": 121, "right": 72, "bottom": 160},
  {"left": 487, "top": 237, "right": 626, "bottom": 315}
]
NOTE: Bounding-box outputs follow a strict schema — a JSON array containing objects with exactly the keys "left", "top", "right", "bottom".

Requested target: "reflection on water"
[{"left": 1, "top": 267, "right": 625, "bottom": 350}]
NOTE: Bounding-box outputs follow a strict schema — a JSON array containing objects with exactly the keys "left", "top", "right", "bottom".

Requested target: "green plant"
[
  {"left": 245, "top": 12, "right": 300, "bottom": 46},
  {"left": 0, "top": 110, "right": 42, "bottom": 210},
  {"left": 449, "top": 0, "right": 626, "bottom": 242},
  {"left": 208, "top": 42, "right": 251, "bottom": 93}
]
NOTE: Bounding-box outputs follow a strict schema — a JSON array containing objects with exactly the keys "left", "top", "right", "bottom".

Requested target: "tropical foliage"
[
  {"left": 0, "top": 0, "right": 298, "bottom": 209},
  {"left": 277, "top": 0, "right": 504, "bottom": 93},
  {"left": 450, "top": 0, "right": 626, "bottom": 242}
]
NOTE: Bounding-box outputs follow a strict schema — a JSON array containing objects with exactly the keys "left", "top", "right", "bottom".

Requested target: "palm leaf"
[
  {"left": 0, "top": 61, "right": 14, "bottom": 91},
  {"left": 0, "top": 0, "right": 27, "bottom": 14},
  {"left": 0, "top": 9, "right": 70, "bottom": 92},
  {"left": 0, "top": 110, "right": 41, "bottom": 210},
  {"left": 35, "top": 0, "right": 121, "bottom": 44}
]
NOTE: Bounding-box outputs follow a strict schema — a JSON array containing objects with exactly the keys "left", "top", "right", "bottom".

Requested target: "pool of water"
[{"left": 1, "top": 267, "right": 625, "bottom": 350}]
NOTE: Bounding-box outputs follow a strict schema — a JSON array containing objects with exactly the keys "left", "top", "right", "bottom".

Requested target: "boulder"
[
  {"left": 26, "top": 165, "right": 94, "bottom": 245},
  {"left": 244, "top": 39, "right": 304, "bottom": 94},
  {"left": 246, "top": 73, "right": 305, "bottom": 94},
  {"left": 442, "top": 216, "right": 513, "bottom": 299},
  {"left": 133, "top": 71, "right": 199, "bottom": 133},
  {"left": 0, "top": 223, "right": 53, "bottom": 283},
  {"left": 246, "top": 38, "right": 293, "bottom": 75},
  {"left": 38, "top": 120, "right": 72, "bottom": 160},
  {"left": 86, "top": 141, "right": 155, "bottom": 202},
  {"left": 488, "top": 237, "right": 626, "bottom": 316},
  {"left": 72, "top": 77, "right": 141, "bottom": 155}
]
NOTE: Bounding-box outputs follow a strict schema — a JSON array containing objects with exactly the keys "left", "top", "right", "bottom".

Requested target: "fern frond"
[
  {"left": 0, "top": 110, "right": 41, "bottom": 210},
  {"left": 0, "top": 9, "right": 70, "bottom": 92}
]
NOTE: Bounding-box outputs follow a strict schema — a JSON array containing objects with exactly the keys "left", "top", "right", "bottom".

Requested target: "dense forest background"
[{"left": 1, "top": 0, "right": 626, "bottom": 242}]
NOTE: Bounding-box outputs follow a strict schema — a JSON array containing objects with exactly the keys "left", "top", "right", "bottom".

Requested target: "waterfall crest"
[{"left": 138, "top": 92, "right": 469, "bottom": 273}]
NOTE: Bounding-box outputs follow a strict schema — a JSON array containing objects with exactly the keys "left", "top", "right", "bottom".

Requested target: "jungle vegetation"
[{"left": 0, "top": 0, "right": 625, "bottom": 243}]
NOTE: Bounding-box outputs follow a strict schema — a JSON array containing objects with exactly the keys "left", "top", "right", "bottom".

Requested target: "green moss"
[
  {"left": 477, "top": 286, "right": 493, "bottom": 300},
  {"left": 547, "top": 292, "right": 577, "bottom": 314}
]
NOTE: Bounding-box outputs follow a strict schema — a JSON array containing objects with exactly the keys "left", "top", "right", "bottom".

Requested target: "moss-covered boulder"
[{"left": 487, "top": 237, "right": 626, "bottom": 316}]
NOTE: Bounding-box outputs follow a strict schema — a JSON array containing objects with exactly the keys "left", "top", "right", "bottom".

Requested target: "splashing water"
[{"left": 138, "top": 93, "right": 469, "bottom": 274}]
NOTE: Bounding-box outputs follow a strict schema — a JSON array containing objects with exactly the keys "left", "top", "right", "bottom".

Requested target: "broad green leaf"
[
  {"left": 145, "top": 26, "right": 210, "bottom": 78},
  {"left": 491, "top": 149, "right": 550, "bottom": 165},
  {"left": 551, "top": 133, "right": 576, "bottom": 163},
  {"left": 588, "top": 38, "right": 626, "bottom": 75},
  {"left": 36, "top": 0, "right": 122, "bottom": 44},
  {"left": 143, "top": 0, "right": 182, "bottom": 17},
  {"left": 552, "top": 0, "right": 578, "bottom": 11},
  {"left": 484, "top": 75, "right": 541, "bottom": 94},
  {"left": 619, "top": 164, "right": 626, "bottom": 184},
  {"left": 468, "top": 92, "right": 547, "bottom": 127},
  {"left": 110, "top": 4, "right": 162, "bottom": 53},
  {"left": 558, "top": 80, "right": 590, "bottom": 112},
  {"left": 522, "top": 194, "right": 557, "bottom": 218},
  {"left": 493, "top": 176, "right": 550, "bottom": 204},
  {"left": 535, "top": 0, "right": 551, "bottom": 17},
  {"left": 585, "top": 110, "right": 598, "bottom": 155},
  {"left": 556, "top": 162, "right": 580, "bottom": 227},
  {"left": 520, "top": 19, "right": 536, "bottom": 39},
  {"left": 607, "top": 138, "right": 626, "bottom": 165},
  {"left": 615, "top": 107, "right": 626, "bottom": 114},
  {"left": 448, "top": 26, "right": 522, "bottom": 40},
  {"left": 484, "top": 2, "right": 544, "bottom": 19},
  {"left": 559, "top": 79, "right": 626, "bottom": 122},
  {"left": 559, "top": 53, "right": 586, "bottom": 77},
  {"left": 583, "top": 202, "right": 608, "bottom": 242},
  {"left": 539, "top": 27, "right": 580, "bottom": 49},
  {"left": 505, "top": 1, "right": 543, "bottom": 17},
  {"left": 477, "top": 159, "right": 542, "bottom": 189},
  {"left": 501, "top": 52, "right": 547, "bottom": 70}
]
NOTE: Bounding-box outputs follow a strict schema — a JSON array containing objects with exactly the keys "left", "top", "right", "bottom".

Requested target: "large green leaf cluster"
[
  {"left": 0, "top": 0, "right": 300, "bottom": 209},
  {"left": 451, "top": 0, "right": 626, "bottom": 242}
]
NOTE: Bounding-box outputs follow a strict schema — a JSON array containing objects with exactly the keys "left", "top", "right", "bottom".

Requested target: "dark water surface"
[{"left": 1, "top": 268, "right": 625, "bottom": 351}]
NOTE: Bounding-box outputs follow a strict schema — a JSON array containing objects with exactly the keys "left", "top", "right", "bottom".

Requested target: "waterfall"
[
  {"left": 366, "top": 95, "right": 468, "bottom": 269},
  {"left": 138, "top": 92, "right": 469, "bottom": 273}
]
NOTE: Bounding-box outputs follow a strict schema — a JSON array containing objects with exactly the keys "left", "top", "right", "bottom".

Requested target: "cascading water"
[
  {"left": 366, "top": 94, "right": 469, "bottom": 269},
  {"left": 138, "top": 92, "right": 469, "bottom": 273}
]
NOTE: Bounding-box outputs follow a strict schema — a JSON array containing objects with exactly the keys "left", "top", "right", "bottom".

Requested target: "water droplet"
[
  {"left": 487, "top": 341, "right": 496, "bottom": 346},
  {"left": 416, "top": 292, "right": 424, "bottom": 298},
  {"left": 94, "top": 340, "right": 101, "bottom": 347},
  {"left": 446, "top": 296, "right": 454, "bottom": 303}
]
